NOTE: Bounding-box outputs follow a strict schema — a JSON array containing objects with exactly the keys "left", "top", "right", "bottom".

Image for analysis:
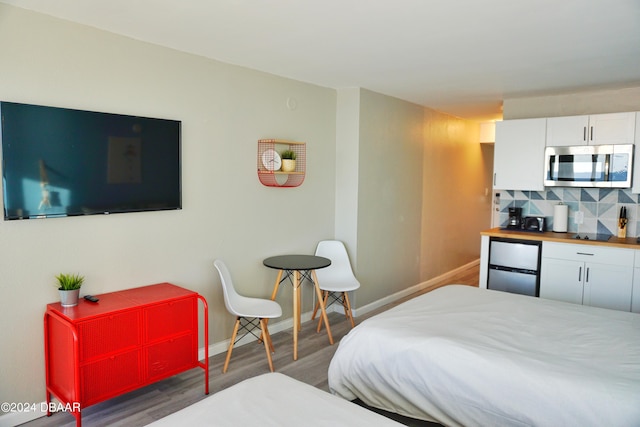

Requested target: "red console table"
[{"left": 44, "top": 283, "right": 209, "bottom": 426}]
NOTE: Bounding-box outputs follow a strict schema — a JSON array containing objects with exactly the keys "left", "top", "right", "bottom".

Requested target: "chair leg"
[
  {"left": 343, "top": 292, "right": 356, "bottom": 328},
  {"left": 316, "top": 290, "right": 330, "bottom": 333},
  {"left": 262, "top": 319, "right": 275, "bottom": 353},
  {"left": 312, "top": 290, "right": 331, "bottom": 322},
  {"left": 222, "top": 317, "right": 241, "bottom": 373},
  {"left": 311, "top": 299, "right": 320, "bottom": 321},
  {"left": 260, "top": 319, "right": 275, "bottom": 372}
]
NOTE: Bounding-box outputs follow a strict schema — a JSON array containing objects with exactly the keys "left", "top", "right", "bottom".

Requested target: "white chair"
[
  {"left": 214, "top": 259, "right": 282, "bottom": 373},
  {"left": 311, "top": 240, "right": 361, "bottom": 331}
]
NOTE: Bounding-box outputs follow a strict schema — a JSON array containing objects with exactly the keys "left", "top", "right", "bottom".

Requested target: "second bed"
[{"left": 328, "top": 285, "right": 640, "bottom": 426}]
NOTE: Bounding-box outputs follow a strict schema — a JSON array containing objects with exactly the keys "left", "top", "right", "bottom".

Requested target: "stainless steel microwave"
[{"left": 544, "top": 144, "right": 633, "bottom": 188}]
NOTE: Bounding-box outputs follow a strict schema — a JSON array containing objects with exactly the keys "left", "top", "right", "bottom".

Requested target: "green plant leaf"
[
  {"left": 281, "top": 149, "right": 296, "bottom": 160},
  {"left": 55, "top": 273, "right": 85, "bottom": 290}
]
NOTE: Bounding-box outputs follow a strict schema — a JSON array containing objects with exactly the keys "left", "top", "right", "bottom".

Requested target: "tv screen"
[{"left": 1, "top": 101, "right": 181, "bottom": 220}]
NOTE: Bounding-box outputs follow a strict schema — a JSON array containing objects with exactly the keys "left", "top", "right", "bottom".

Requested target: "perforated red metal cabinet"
[{"left": 44, "top": 283, "right": 209, "bottom": 427}]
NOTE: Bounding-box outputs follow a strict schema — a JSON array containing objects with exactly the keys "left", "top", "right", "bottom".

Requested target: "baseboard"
[{"left": 350, "top": 259, "right": 480, "bottom": 318}]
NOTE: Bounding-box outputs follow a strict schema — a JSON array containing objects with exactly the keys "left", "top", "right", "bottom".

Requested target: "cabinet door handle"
[
  {"left": 576, "top": 252, "right": 594, "bottom": 256},
  {"left": 493, "top": 173, "right": 496, "bottom": 186},
  {"left": 590, "top": 126, "right": 594, "bottom": 141},
  {"left": 586, "top": 267, "right": 590, "bottom": 283},
  {"left": 583, "top": 126, "right": 587, "bottom": 142},
  {"left": 578, "top": 266, "right": 582, "bottom": 282}
]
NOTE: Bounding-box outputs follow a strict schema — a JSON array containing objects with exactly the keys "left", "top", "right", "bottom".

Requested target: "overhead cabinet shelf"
[
  {"left": 257, "top": 139, "right": 306, "bottom": 187},
  {"left": 493, "top": 111, "right": 639, "bottom": 191},
  {"left": 546, "top": 112, "right": 636, "bottom": 146}
]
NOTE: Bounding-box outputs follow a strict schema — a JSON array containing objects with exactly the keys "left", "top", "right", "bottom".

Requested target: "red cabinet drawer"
[
  {"left": 146, "top": 334, "right": 196, "bottom": 381},
  {"left": 81, "top": 350, "right": 142, "bottom": 406},
  {"left": 78, "top": 311, "right": 141, "bottom": 360},
  {"left": 145, "top": 297, "right": 196, "bottom": 343}
]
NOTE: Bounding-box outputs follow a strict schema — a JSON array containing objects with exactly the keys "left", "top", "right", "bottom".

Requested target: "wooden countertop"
[{"left": 481, "top": 227, "right": 640, "bottom": 249}]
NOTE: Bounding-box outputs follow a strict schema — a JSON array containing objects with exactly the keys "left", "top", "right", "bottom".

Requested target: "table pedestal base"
[{"left": 270, "top": 268, "right": 334, "bottom": 360}]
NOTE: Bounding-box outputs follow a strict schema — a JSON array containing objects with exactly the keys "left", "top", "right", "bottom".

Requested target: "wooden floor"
[{"left": 21, "top": 264, "right": 479, "bottom": 427}]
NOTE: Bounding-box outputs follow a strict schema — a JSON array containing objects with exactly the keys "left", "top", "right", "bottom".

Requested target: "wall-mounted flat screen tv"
[{"left": 1, "top": 101, "right": 181, "bottom": 220}]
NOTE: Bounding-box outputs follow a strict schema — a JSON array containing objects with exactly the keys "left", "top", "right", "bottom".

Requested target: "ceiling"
[{"left": 2, "top": 0, "right": 640, "bottom": 121}]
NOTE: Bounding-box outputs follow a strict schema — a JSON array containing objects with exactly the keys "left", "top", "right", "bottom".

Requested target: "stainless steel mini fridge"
[{"left": 487, "top": 237, "right": 541, "bottom": 297}]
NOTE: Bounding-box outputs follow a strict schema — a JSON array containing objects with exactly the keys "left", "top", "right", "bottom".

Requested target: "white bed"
[
  {"left": 328, "top": 285, "right": 640, "bottom": 427},
  {"left": 147, "top": 372, "right": 402, "bottom": 426}
]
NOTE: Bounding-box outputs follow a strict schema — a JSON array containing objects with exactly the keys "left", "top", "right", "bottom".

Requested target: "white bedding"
[
  {"left": 147, "top": 372, "right": 401, "bottom": 426},
  {"left": 328, "top": 285, "right": 640, "bottom": 427}
]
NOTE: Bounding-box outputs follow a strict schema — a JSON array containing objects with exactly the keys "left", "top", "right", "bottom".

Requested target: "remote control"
[{"left": 84, "top": 295, "right": 99, "bottom": 303}]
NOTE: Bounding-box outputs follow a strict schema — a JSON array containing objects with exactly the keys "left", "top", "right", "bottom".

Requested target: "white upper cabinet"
[
  {"left": 494, "top": 118, "right": 546, "bottom": 191},
  {"left": 546, "top": 112, "right": 636, "bottom": 146},
  {"left": 546, "top": 115, "right": 589, "bottom": 146}
]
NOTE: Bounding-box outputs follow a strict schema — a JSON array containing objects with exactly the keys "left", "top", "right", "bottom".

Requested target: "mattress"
[
  {"left": 328, "top": 285, "right": 640, "bottom": 426},
  {"left": 147, "top": 372, "right": 402, "bottom": 426}
]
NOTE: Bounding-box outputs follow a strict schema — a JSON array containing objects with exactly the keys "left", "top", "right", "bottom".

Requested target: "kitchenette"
[
  {"left": 482, "top": 110, "right": 640, "bottom": 314},
  {"left": 480, "top": 227, "right": 640, "bottom": 313}
]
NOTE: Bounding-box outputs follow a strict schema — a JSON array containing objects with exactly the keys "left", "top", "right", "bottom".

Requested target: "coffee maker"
[{"left": 507, "top": 207, "right": 522, "bottom": 229}]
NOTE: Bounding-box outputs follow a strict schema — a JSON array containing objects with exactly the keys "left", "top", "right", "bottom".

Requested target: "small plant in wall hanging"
[{"left": 280, "top": 149, "right": 297, "bottom": 172}]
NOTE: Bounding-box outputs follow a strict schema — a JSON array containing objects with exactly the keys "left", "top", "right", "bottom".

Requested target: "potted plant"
[
  {"left": 281, "top": 149, "right": 297, "bottom": 172},
  {"left": 56, "top": 273, "right": 85, "bottom": 307}
]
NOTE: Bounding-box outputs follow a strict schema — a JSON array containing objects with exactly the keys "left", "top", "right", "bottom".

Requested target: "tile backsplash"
[{"left": 498, "top": 188, "right": 640, "bottom": 237}]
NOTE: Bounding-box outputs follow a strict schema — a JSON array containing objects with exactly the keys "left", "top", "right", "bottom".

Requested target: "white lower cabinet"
[
  {"left": 632, "top": 269, "right": 640, "bottom": 314},
  {"left": 632, "top": 251, "right": 640, "bottom": 313},
  {"left": 540, "top": 257, "right": 585, "bottom": 305},
  {"left": 540, "top": 242, "right": 634, "bottom": 311}
]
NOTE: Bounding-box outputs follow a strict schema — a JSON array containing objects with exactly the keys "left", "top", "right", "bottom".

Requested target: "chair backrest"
[
  {"left": 314, "top": 240, "right": 360, "bottom": 289},
  {"left": 214, "top": 259, "right": 244, "bottom": 316}
]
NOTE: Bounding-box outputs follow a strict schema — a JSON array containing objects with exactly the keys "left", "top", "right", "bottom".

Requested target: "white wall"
[
  {"left": 421, "top": 109, "right": 493, "bottom": 280},
  {"left": 355, "top": 89, "right": 425, "bottom": 302},
  {"left": 334, "top": 89, "right": 360, "bottom": 265},
  {"left": 334, "top": 89, "right": 491, "bottom": 309},
  {"left": 0, "top": 4, "right": 336, "bottom": 406}
]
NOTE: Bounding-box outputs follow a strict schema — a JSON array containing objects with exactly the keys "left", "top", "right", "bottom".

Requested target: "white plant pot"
[
  {"left": 281, "top": 159, "right": 296, "bottom": 172},
  {"left": 59, "top": 289, "right": 80, "bottom": 307}
]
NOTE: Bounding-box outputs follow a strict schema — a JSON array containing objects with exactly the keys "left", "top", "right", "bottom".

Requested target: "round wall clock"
[{"left": 261, "top": 149, "right": 282, "bottom": 171}]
